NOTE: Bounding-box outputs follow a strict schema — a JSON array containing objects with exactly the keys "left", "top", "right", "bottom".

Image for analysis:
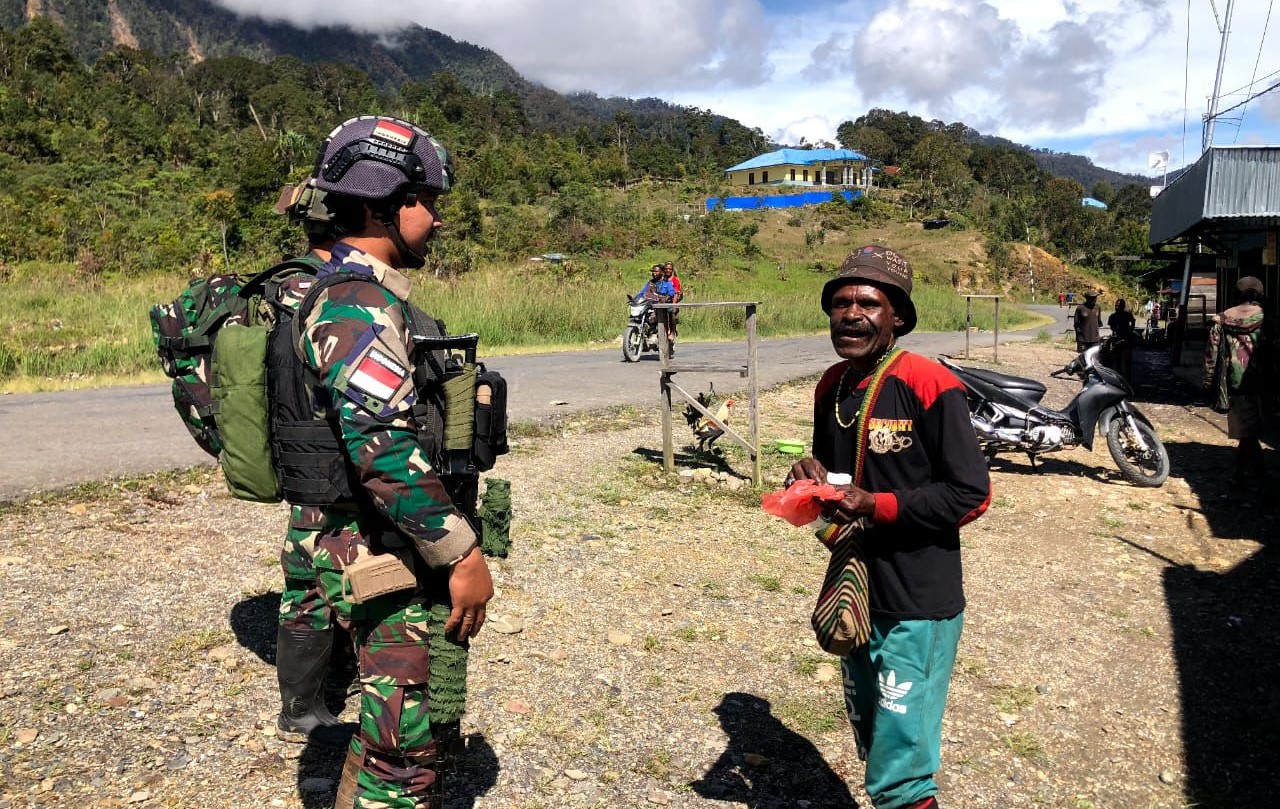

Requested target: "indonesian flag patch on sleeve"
[{"left": 349, "top": 348, "right": 408, "bottom": 402}]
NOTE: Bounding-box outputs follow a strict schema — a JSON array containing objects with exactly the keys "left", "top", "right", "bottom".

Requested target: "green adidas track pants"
[{"left": 841, "top": 612, "right": 964, "bottom": 809}]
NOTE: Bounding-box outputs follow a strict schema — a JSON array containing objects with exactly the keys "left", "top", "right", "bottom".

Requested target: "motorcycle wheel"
[
  {"left": 1106, "top": 418, "right": 1169, "bottom": 487},
  {"left": 622, "top": 325, "right": 643, "bottom": 362}
]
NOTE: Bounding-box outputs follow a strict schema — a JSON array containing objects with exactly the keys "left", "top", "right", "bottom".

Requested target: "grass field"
[{"left": 0, "top": 216, "right": 1042, "bottom": 392}]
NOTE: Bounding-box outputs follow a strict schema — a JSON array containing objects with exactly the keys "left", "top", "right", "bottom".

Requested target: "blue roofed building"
[{"left": 725, "top": 148, "right": 873, "bottom": 188}]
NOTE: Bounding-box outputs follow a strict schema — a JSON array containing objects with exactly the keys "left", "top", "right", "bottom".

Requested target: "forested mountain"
[
  {"left": 0, "top": 10, "right": 1154, "bottom": 283},
  {"left": 0, "top": 0, "right": 769, "bottom": 141},
  {"left": 836, "top": 111, "right": 1148, "bottom": 190}
]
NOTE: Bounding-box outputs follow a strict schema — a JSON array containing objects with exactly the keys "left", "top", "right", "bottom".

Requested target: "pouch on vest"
[
  {"left": 473, "top": 368, "right": 509, "bottom": 471},
  {"left": 412, "top": 332, "right": 509, "bottom": 475}
]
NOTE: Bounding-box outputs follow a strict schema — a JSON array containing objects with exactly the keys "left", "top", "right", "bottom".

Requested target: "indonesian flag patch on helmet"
[
  {"left": 349, "top": 348, "right": 408, "bottom": 401},
  {"left": 372, "top": 119, "right": 415, "bottom": 148}
]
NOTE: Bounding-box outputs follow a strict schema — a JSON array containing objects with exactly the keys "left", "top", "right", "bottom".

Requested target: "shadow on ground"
[
  {"left": 1127, "top": 343, "right": 1280, "bottom": 806},
  {"left": 229, "top": 592, "right": 280, "bottom": 664},
  {"left": 632, "top": 445, "right": 747, "bottom": 478},
  {"left": 1159, "top": 437, "right": 1279, "bottom": 807},
  {"left": 691, "top": 692, "right": 859, "bottom": 808}
]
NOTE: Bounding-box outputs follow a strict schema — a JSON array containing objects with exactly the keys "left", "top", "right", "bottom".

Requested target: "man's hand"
[
  {"left": 821, "top": 487, "right": 876, "bottom": 525},
  {"left": 787, "top": 457, "right": 875, "bottom": 525},
  {"left": 787, "top": 457, "right": 828, "bottom": 486},
  {"left": 445, "top": 546, "right": 493, "bottom": 640}
]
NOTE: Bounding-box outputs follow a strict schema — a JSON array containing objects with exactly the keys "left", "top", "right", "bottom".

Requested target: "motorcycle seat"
[{"left": 963, "top": 367, "right": 1047, "bottom": 403}]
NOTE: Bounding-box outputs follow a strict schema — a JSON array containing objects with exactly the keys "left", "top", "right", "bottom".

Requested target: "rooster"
[{"left": 683, "top": 383, "right": 733, "bottom": 453}]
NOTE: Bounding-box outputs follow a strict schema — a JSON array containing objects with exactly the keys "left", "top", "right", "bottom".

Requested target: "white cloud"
[
  {"left": 211, "top": 0, "right": 774, "bottom": 94},
  {"left": 205, "top": 0, "right": 1280, "bottom": 174}
]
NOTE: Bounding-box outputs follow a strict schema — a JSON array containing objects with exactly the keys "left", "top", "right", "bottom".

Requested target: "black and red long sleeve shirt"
[{"left": 812, "top": 351, "right": 991, "bottom": 620}]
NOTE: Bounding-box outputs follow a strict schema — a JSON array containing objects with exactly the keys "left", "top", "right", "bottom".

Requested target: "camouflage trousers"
[
  {"left": 313, "top": 513, "right": 469, "bottom": 809},
  {"left": 279, "top": 505, "right": 334, "bottom": 632}
]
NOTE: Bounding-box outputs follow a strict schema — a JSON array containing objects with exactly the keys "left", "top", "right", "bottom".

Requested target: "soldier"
[
  {"left": 270, "top": 181, "right": 355, "bottom": 748},
  {"left": 296, "top": 116, "right": 493, "bottom": 809}
]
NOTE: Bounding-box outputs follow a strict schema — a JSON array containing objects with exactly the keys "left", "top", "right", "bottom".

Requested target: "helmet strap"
[{"left": 375, "top": 209, "right": 427, "bottom": 270}]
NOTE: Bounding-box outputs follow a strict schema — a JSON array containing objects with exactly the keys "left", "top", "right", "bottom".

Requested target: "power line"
[
  {"left": 1234, "top": 0, "right": 1274, "bottom": 142},
  {"left": 1218, "top": 65, "right": 1280, "bottom": 100},
  {"left": 1181, "top": 0, "right": 1192, "bottom": 168},
  {"left": 1208, "top": 76, "right": 1280, "bottom": 122}
]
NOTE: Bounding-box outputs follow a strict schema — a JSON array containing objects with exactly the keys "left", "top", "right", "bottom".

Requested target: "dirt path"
[
  {"left": 0, "top": 307, "right": 1070, "bottom": 503},
  {"left": 2, "top": 336, "right": 1271, "bottom": 809}
]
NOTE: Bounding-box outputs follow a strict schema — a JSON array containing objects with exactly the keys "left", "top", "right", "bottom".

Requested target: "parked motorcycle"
[
  {"left": 621, "top": 294, "right": 673, "bottom": 362},
  {"left": 939, "top": 340, "right": 1170, "bottom": 487}
]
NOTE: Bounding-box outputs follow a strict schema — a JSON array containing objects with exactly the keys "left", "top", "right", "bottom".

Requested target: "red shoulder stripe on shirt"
[
  {"left": 814, "top": 360, "right": 852, "bottom": 402},
  {"left": 889, "top": 351, "right": 965, "bottom": 409}
]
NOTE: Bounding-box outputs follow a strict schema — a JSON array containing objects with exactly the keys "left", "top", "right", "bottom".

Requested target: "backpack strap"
[
  {"left": 290, "top": 270, "right": 388, "bottom": 370},
  {"left": 238, "top": 255, "right": 326, "bottom": 301}
]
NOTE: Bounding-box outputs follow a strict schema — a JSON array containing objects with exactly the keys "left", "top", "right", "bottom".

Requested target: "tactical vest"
[{"left": 283, "top": 271, "right": 505, "bottom": 507}]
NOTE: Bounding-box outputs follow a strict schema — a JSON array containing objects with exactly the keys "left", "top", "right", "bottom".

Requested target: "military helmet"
[{"left": 312, "top": 116, "right": 454, "bottom": 200}]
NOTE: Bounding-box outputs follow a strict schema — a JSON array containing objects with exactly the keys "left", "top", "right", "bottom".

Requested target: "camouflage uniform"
[
  {"left": 275, "top": 266, "right": 340, "bottom": 634},
  {"left": 279, "top": 504, "right": 332, "bottom": 631},
  {"left": 300, "top": 241, "right": 476, "bottom": 809}
]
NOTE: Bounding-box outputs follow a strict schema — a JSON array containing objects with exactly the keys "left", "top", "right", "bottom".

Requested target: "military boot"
[{"left": 275, "top": 626, "right": 356, "bottom": 746}]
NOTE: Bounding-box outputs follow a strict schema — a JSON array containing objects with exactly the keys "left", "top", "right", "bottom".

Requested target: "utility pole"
[
  {"left": 1202, "top": 0, "right": 1235, "bottom": 151},
  {"left": 1026, "top": 226, "right": 1035, "bottom": 302}
]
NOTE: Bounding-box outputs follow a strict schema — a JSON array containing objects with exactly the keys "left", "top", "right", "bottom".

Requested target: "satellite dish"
[{"left": 1148, "top": 150, "right": 1170, "bottom": 170}]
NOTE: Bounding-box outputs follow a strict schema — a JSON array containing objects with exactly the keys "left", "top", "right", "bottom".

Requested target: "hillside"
[
  {"left": 0, "top": 0, "right": 755, "bottom": 138},
  {"left": 6, "top": 1, "right": 1151, "bottom": 190},
  {"left": 970, "top": 132, "right": 1150, "bottom": 191}
]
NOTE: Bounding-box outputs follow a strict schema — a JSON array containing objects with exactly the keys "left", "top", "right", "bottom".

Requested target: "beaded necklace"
[{"left": 833, "top": 341, "right": 896, "bottom": 430}]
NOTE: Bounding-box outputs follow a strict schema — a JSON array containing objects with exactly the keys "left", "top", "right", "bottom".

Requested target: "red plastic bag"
[{"left": 761, "top": 480, "right": 846, "bottom": 527}]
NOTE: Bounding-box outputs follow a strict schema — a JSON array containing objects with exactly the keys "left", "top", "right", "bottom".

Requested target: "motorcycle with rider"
[{"left": 622, "top": 264, "right": 675, "bottom": 362}]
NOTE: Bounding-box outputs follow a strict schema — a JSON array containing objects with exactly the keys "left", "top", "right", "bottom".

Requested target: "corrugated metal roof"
[
  {"left": 1149, "top": 146, "right": 1280, "bottom": 245},
  {"left": 725, "top": 148, "right": 868, "bottom": 172}
]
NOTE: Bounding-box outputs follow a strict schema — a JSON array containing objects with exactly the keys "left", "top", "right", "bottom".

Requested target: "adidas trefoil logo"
[{"left": 877, "top": 670, "right": 913, "bottom": 714}]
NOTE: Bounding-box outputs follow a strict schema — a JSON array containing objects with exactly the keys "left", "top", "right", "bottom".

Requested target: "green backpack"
[
  {"left": 150, "top": 258, "right": 323, "bottom": 501},
  {"left": 149, "top": 274, "right": 247, "bottom": 457}
]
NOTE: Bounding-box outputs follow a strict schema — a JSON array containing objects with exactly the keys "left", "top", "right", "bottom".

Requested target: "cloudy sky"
[{"left": 211, "top": 0, "right": 1280, "bottom": 177}]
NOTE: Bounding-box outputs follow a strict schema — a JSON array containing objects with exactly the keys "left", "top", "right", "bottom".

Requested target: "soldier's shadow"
[
  {"left": 691, "top": 692, "right": 859, "bottom": 808},
  {"left": 228, "top": 592, "right": 280, "bottom": 663}
]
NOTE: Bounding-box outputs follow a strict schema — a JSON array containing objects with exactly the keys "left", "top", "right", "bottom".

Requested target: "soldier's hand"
[{"left": 446, "top": 546, "right": 493, "bottom": 640}]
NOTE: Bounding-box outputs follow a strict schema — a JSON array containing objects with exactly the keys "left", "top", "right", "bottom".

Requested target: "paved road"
[{"left": 0, "top": 306, "right": 1069, "bottom": 501}]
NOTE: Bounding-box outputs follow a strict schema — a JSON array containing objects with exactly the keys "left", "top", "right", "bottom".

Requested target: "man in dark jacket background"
[
  {"left": 788, "top": 245, "right": 991, "bottom": 809},
  {"left": 1074, "top": 290, "right": 1102, "bottom": 352}
]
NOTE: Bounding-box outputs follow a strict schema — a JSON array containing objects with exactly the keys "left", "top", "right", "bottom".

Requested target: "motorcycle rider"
[
  {"left": 637, "top": 264, "right": 665, "bottom": 299},
  {"left": 663, "top": 261, "right": 683, "bottom": 346}
]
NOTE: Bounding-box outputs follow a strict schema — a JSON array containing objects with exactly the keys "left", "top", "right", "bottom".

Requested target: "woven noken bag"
[{"left": 810, "top": 348, "right": 903, "bottom": 656}]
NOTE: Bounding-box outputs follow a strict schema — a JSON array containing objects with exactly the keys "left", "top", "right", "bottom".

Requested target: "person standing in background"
[
  {"left": 1074, "top": 290, "right": 1102, "bottom": 353},
  {"left": 1106, "top": 298, "right": 1136, "bottom": 380},
  {"left": 1204, "top": 276, "right": 1268, "bottom": 485}
]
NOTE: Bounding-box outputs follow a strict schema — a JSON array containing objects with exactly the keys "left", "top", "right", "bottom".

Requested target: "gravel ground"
[{"left": 1, "top": 339, "right": 1275, "bottom": 809}]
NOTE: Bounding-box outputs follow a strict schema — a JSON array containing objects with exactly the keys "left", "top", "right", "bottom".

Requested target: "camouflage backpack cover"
[
  {"left": 149, "top": 274, "right": 247, "bottom": 456},
  {"left": 149, "top": 257, "right": 324, "bottom": 465}
]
